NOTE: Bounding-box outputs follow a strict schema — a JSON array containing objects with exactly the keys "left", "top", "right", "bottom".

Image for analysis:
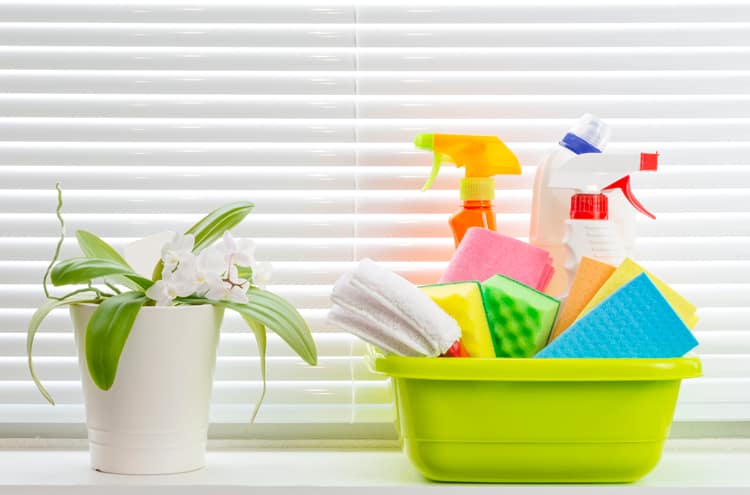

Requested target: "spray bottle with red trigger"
[{"left": 547, "top": 151, "right": 659, "bottom": 292}]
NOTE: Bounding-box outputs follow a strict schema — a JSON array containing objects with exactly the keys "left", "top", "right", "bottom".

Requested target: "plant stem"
[
  {"left": 42, "top": 183, "right": 66, "bottom": 301},
  {"left": 104, "top": 282, "right": 122, "bottom": 294},
  {"left": 58, "top": 287, "right": 106, "bottom": 303}
]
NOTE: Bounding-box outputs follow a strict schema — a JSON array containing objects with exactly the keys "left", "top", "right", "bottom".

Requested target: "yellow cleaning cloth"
[
  {"left": 576, "top": 258, "right": 699, "bottom": 329},
  {"left": 549, "top": 257, "right": 616, "bottom": 342}
]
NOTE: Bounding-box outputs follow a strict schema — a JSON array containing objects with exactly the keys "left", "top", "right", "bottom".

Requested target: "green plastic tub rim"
[{"left": 368, "top": 348, "right": 702, "bottom": 382}]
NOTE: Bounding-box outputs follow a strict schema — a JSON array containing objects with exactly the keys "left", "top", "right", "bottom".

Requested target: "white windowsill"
[{"left": 0, "top": 439, "right": 748, "bottom": 494}]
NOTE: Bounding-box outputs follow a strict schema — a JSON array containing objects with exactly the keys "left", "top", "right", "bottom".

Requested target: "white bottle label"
[{"left": 563, "top": 220, "right": 629, "bottom": 290}]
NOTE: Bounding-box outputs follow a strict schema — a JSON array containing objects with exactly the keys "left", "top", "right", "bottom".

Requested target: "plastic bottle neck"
[
  {"left": 462, "top": 200, "right": 494, "bottom": 210},
  {"left": 570, "top": 193, "right": 608, "bottom": 220}
]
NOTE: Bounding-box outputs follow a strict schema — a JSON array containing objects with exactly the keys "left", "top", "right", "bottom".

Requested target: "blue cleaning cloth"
[{"left": 536, "top": 273, "right": 698, "bottom": 358}]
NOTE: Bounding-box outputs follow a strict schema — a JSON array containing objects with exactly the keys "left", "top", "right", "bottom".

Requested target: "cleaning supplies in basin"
[
  {"left": 536, "top": 273, "right": 699, "bottom": 358},
  {"left": 440, "top": 227, "right": 554, "bottom": 291},
  {"left": 481, "top": 275, "right": 560, "bottom": 357},
  {"left": 419, "top": 282, "right": 495, "bottom": 358},
  {"left": 414, "top": 134, "right": 521, "bottom": 246},
  {"left": 328, "top": 259, "right": 461, "bottom": 357}
]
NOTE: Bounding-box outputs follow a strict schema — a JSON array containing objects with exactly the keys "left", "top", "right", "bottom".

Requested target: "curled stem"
[
  {"left": 43, "top": 183, "right": 66, "bottom": 301},
  {"left": 105, "top": 281, "right": 122, "bottom": 294}
]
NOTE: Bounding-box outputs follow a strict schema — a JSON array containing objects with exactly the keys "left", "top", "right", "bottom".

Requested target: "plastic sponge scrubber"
[
  {"left": 549, "top": 257, "right": 616, "bottom": 342},
  {"left": 577, "top": 258, "right": 698, "bottom": 329},
  {"left": 420, "top": 282, "right": 495, "bottom": 358},
  {"left": 440, "top": 227, "right": 554, "bottom": 291},
  {"left": 537, "top": 273, "right": 699, "bottom": 359},
  {"left": 481, "top": 275, "right": 560, "bottom": 357}
]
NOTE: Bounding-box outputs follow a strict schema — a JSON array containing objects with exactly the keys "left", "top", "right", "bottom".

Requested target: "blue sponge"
[{"left": 536, "top": 273, "right": 698, "bottom": 358}]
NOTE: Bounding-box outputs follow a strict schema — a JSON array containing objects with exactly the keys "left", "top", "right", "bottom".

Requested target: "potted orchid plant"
[{"left": 27, "top": 185, "right": 317, "bottom": 474}]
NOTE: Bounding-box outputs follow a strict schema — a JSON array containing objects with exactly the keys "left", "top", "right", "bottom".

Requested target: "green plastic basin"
[{"left": 369, "top": 351, "right": 702, "bottom": 483}]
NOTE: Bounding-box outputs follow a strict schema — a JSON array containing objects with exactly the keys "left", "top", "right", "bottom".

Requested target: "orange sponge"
[{"left": 548, "top": 257, "right": 616, "bottom": 342}]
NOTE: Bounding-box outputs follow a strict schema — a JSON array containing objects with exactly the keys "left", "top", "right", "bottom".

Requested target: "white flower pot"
[{"left": 70, "top": 303, "right": 224, "bottom": 475}]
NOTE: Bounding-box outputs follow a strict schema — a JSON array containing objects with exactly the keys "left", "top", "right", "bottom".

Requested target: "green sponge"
[{"left": 481, "top": 275, "right": 560, "bottom": 358}]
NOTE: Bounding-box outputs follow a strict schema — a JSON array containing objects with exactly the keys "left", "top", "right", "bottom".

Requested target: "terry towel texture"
[{"left": 328, "top": 259, "right": 461, "bottom": 357}]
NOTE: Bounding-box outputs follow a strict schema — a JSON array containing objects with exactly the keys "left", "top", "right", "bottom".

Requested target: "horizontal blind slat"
[
  {"left": 357, "top": 3, "right": 750, "bottom": 24},
  {"left": 2, "top": 142, "right": 748, "bottom": 167},
  {"left": 0, "top": 237, "right": 356, "bottom": 263},
  {"left": 5, "top": 94, "right": 750, "bottom": 119},
  {"left": 5, "top": 47, "right": 750, "bottom": 72},
  {"left": 358, "top": 142, "right": 750, "bottom": 166},
  {"left": 0, "top": 307, "right": 335, "bottom": 334},
  {"left": 0, "top": 285, "right": 336, "bottom": 310},
  {"left": 3, "top": 212, "right": 749, "bottom": 238},
  {"left": 356, "top": 23, "right": 750, "bottom": 47},
  {"left": 3, "top": 189, "right": 748, "bottom": 214},
  {"left": 358, "top": 47, "right": 750, "bottom": 71},
  {"left": 358, "top": 71, "right": 750, "bottom": 95},
  {"left": 0, "top": 333, "right": 359, "bottom": 358},
  {"left": 0, "top": 23, "right": 355, "bottom": 47},
  {"left": 0, "top": 144, "right": 357, "bottom": 166},
  {"left": 0, "top": 94, "right": 355, "bottom": 118},
  {"left": 0, "top": 3, "right": 354, "bottom": 24},
  {"left": 0, "top": 70, "right": 355, "bottom": 94},
  {"left": 3, "top": 117, "right": 750, "bottom": 142},
  {"left": 4, "top": 165, "right": 749, "bottom": 191},
  {"left": 0, "top": 46, "right": 355, "bottom": 71},
  {"left": 0, "top": 403, "right": 391, "bottom": 425},
  {"left": 0, "top": 356, "right": 381, "bottom": 382},
  {"left": 0, "top": 380, "right": 391, "bottom": 406},
  {"left": 358, "top": 95, "right": 750, "bottom": 119}
]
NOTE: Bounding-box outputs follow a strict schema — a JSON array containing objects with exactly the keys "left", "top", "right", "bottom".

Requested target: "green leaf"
[
  {"left": 186, "top": 201, "right": 254, "bottom": 253},
  {"left": 152, "top": 201, "right": 255, "bottom": 281},
  {"left": 221, "top": 288, "right": 317, "bottom": 366},
  {"left": 243, "top": 317, "right": 267, "bottom": 424},
  {"left": 50, "top": 257, "right": 135, "bottom": 287},
  {"left": 76, "top": 230, "right": 132, "bottom": 268},
  {"left": 76, "top": 230, "right": 143, "bottom": 291},
  {"left": 121, "top": 273, "right": 154, "bottom": 290},
  {"left": 85, "top": 292, "right": 148, "bottom": 390},
  {"left": 27, "top": 292, "right": 99, "bottom": 405}
]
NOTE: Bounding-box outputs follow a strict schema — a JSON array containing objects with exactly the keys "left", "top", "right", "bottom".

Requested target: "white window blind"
[{"left": 1, "top": 0, "right": 749, "bottom": 438}]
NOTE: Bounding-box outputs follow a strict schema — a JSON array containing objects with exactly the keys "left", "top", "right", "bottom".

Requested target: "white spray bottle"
[
  {"left": 547, "top": 152, "right": 659, "bottom": 290},
  {"left": 530, "top": 114, "right": 611, "bottom": 296}
]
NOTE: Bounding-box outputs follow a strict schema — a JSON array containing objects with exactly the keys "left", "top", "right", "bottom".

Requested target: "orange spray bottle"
[{"left": 415, "top": 134, "right": 521, "bottom": 246}]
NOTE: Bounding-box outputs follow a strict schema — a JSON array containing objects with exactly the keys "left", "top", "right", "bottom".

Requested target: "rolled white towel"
[{"left": 328, "top": 259, "right": 461, "bottom": 357}]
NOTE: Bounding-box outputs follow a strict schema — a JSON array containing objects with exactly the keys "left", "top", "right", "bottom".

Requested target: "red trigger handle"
[{"left": 602, "top": 176, "right": 656, "bottom": 220}]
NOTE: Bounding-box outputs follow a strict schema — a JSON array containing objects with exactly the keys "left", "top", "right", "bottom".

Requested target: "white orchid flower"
[
  {"left": 147, "top": 255, "right": 201, "bottom": 306},
  {"left": 205, "top": 264, "right": 249, "bottom": 304},
  {"left": 161, "top": 233, "right": 195, "bottom": 272},
  {"left": 252, "top": 261, "right": 273, "bottom": 288},
  {"left": 145, "top": 275, "right": 196, "bottom": 306},
  {"left": 145, "top": 280, "right": 172, "bottom": 306},
  {"left": 191, "top": 249, "right": 225, "bottom": 296},
  {"left": 218, "top": 231, "right": 256, "bottom": 267}
]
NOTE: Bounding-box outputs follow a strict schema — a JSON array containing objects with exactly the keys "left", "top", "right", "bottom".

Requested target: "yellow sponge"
[
  {"left": 419, "top": 282, "right": 495, "bottom": 358},
  {"left": 576, "top": 258, "right": 699, "bottom": 329}
]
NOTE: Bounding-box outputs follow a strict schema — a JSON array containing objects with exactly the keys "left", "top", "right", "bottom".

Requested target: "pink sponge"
[{"left": 440, "top": 227, "right": 554, "bottom": 291}]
